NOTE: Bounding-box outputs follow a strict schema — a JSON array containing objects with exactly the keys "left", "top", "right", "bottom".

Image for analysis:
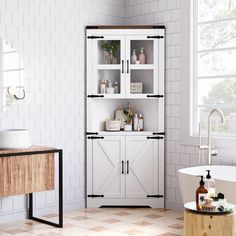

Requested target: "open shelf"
[{"left": 87, "top": 99, "right": 160, "bottom": 132}]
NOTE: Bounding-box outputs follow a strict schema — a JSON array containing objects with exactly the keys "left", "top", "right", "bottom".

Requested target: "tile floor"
[{"left": 0, "top": 208, "right": 183, "bottom": 236}]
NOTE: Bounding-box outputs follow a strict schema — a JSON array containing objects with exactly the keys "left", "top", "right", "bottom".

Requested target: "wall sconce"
[{"left": 7, "top": 86, "right": 25, "bottom": 100}]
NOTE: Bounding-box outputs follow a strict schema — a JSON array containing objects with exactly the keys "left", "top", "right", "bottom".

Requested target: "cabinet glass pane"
[
  {"left": 130, "top": 40, "right": 153, "bottom": 64},
  {"left": 97, "top": 69, "right": 121, "bottom": 94},
  {"left": 97, "top": 40, "right": 121, "bottom": 64},
  {"left": 130, "top": 70, "right": 153, "bottom": 94}
]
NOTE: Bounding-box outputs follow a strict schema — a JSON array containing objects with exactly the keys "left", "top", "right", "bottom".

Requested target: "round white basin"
[{"left": 0, "top": 129, "right": 31, "bottom": 149}]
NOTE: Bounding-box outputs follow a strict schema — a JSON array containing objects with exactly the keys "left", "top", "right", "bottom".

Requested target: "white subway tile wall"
[
  {"left": 0, "top": 0, "right": 125, "bottom": 222},
  {"left": 126, "top": 0, "right": 236, "bottom": 211},
  {"left": 0, "top": 0, "right": 235, "bottom": 222}
]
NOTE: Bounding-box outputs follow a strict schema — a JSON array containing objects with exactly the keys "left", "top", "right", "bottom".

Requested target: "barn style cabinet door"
[
  {"left": 125, "top": 136, "right": 159, "bottom": 199},
  {"left": 87, "top": 136, "right": 125, "bottom": 199}
]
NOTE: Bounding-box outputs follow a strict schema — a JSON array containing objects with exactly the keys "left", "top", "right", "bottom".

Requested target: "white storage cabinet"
[{"left": 86, "top": 26, "right": 165, "bottom": 208}]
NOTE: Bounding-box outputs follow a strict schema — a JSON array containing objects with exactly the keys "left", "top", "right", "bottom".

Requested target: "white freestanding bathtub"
[{"left": 178, "top": 165, "right": 236, "bottom": 204}]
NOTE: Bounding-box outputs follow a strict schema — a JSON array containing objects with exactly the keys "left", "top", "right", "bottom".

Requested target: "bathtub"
[{"left": 178, "top": 165, "right": 236, "bottom": 204}]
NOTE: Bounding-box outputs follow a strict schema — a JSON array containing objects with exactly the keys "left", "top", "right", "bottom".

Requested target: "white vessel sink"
[{"left": 0, "top": 129, "right": 31, "bottom": 149}]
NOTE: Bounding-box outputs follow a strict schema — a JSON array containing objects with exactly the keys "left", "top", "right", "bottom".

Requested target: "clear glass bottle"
[
  {"left": 106, "top": 80, "right": 114, "bottom": 94},
  {"left": 138, "top": 114, "right": 144, "bottom": 131},
  {"left": 133, "top": 113, "right": 139, "bottom": 131},
  {"left": 131, "top": 49, "right": 137, "bottom": 64},
  {"left": 100, "top": 79, "right": 106, "bottom": 94},
  {"left": 114, "top": 81, "right": 119, "bottom": 94},
  {"left": 139, "top": 47, "right": 146, "bottom": 64}
]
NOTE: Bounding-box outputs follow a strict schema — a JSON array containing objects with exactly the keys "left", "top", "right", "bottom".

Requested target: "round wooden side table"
[{"left": 184, "top": 202, "right": 236, "bottom": 236}]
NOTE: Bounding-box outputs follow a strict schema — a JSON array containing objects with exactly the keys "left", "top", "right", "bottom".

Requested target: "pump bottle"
[
  {"left": 196, "top": 175, "right": 208, "bottom": 210},
  {"left": 205, "top": 170, "right": 216, "bottom": 198}
]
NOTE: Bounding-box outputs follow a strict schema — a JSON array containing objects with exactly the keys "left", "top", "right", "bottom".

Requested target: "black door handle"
[
  {"left": 127, "top": 60, "right": 129, "bottom": 73},
  {"left": 126, "top": 160, "right": 129, "bottom": 174},
  {"left": 121, "top": 161, "right": 124, "bottom": 174},
  {"left": 122, "top": 60, "right": 124, "bottom": 73}
]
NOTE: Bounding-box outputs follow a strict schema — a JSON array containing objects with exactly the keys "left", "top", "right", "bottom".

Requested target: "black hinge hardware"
[
  {"left": 86, "top": 132, "right": 98, "bottom": 135},
  {"left": 147, "top": 95, "right": 164, "bottom": 98},
  {"left": 147, "top": 136, "right": 164, "bottom": 139},
  {"left": 87, "top": 95, "right": 104, "bottom": 98},
  {"left": 87, "top": 36, "right": 104, "bottom": 39},
  {"left": 87, "top": 194, "right": 104, "bottom": 198},
  {"left": 147, "top": 35, "right": 164, "bottom": 39},
  {"left": 153, "top": 132, "right": 165, "bottom": 135},
  {"left": 147, "top": 194, "right": 164, "bottom": 198},
  {"left": 87, "top": 136, "right": 104, "bottom": 139}
]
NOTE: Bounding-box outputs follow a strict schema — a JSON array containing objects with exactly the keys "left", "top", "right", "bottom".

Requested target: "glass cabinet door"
[
  {"left": 125, "top": 36, "right": 160, "bottom": 98},
  {"left": 90, "top": 36, "right": 126, "bottom": 98}
]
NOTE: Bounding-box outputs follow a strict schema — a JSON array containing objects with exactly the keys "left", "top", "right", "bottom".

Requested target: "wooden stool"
[{"left": 184, "top": 209, "right": 236, "bottom": 236}]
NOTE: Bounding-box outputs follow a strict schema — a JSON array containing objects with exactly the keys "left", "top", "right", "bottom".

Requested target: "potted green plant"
[
  {"left": 101, "top": 41, "right": 119, "bottom": 64},
  {"left": 121, "top": 103, "right": 135, "bottom": 131}
]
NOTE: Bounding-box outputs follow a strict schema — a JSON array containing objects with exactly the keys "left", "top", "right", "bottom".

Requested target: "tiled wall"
[
  {"left": 126, "top": 0, "right": 236, "bottom": 210},
  {"left": 0, "top": 0, "right": 125, "bottom": 222}
]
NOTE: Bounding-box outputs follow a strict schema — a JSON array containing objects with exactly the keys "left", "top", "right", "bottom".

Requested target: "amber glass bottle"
[{"left": 196, "top": 176, "right": 208, "bottom": 210}]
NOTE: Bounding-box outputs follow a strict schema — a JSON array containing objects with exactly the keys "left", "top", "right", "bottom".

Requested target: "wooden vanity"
[{"left": 0, "top": 146, "right": 63, "bottom": 228}]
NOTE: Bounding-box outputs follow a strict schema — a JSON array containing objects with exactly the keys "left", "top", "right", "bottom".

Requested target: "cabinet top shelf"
[
  {"left": 86, "top": 25, "right": 165, "bottom": 30},
  {"left": 95, "top": 131, "right": 164, "bottom": 136}
]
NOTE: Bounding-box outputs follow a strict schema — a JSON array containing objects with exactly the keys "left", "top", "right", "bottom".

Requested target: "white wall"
[
  {"left": 0, "top": 0, "right": 125, "bottom": 222},
  {"left": 126, "top": 0, "right": 236, "bottom": 210}
]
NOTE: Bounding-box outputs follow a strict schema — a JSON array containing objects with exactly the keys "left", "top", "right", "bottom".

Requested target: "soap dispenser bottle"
[
  {"left": 205, "top": 170, "right": 216, "bottom": 198},
  {"left": 196, "top": 175, "right": 208, "bottom": 210},
  {"left": 131, "top": 50, "right": 137, "bottom": 64},
  {"left": 139, "top": 48, "right": 146, "bottom": 64}
]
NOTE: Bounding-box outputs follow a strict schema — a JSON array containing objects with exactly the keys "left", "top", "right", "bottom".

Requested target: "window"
[{"left": 193, "top": 0, "right": 236, "bottom": 136}]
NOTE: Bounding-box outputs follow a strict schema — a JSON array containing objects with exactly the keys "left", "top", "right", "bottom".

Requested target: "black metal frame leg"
[{"left": 28, "top": 150, "right": 63, "bottom": 228}]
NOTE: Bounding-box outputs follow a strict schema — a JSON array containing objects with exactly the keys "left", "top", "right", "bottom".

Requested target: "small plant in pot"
[
  {"left": 101, "top": 41, "right": 119, "bottom": 64},
  {"left": 121, "top": 103, "right": 135, "bottom": 131}
]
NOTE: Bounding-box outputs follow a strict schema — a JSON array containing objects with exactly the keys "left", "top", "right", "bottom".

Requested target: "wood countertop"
[{"left": 0, "top": 146, "right": 60, "bottom": 156}]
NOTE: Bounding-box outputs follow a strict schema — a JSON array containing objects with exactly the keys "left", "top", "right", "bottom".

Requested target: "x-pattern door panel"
[
  {"left": 125, "top": 136, "right": 158, "bottom": 198},
  {"left": 92, "top": 136, "right": 125, "bottom": 198}
]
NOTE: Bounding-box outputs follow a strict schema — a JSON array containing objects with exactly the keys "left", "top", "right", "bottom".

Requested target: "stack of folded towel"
[{"left": 131, "top": 82, "right": 143, "bottom": 94}]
